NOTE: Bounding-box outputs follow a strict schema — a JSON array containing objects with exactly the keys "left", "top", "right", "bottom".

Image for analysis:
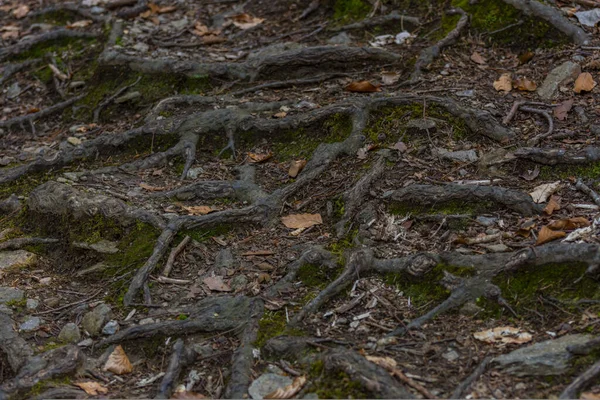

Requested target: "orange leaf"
[
  {"left": 493, "top": 73, "right": 512, "bottom": 92},
  {"left": 536, "top": 226, "right": 566, "bottom": 245},
  {"left": 230, "top": 13, "right": 264, "bottom": 29},
  {"left": 470, "top": 52, "right": 486, "bottom": 65},
  {"left": 103, "top": 345, "right": 133, "bottom": 375},
  {"left": 281, "top": 213, "right": 322, "bottom": 229},
  {"left": 547, "top": 217, "right": 590, "bottom": 231},
  {"left": 345, "top": 81, "right": 381, "bottom": 93},
  {"left": 543, "top": 195, "right": 560, "bottom": 215},
  {"left": 248, "top": 151, "right": 273, "bottom": 163},
  {"left": 74, "top": 381, "right": 108, "bottom": 395},
  {"left": 288, "top": 159, "right": 307, "bottom": 178},
  {"left": 182, "top": 205, "right": 216, "bottom": 215},
  {"left": 513, "top": 77, "right": 537, "bottom": 91},
  {"left": 574, "top": 72, "right": 597, "bottom": 93}
]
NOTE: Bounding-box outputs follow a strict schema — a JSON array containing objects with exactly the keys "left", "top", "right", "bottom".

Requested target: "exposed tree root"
[
  {"left": 451, "top": 356, "right": 491, "bottom": 399},
  {"left": 0, "top": 29, "right": 99, "bottom": 62},
  {"left": 0, "top": 59, "right": 41, "bottom": 86},
  {"left": 0, "top": 237, "right": 58, "bottom": 251},
  {"left": 515, "top": 146, "right": 600, "bottom": 165},
  {"left": 386, "top": 183, "right": 543, "bottom": 216},
  {"left": 331, "top": 12, "right": 420, "bottom": 32},
  {"left": 92, "top": 76, "right": 142, "bottom": 123},
  {"left": 0, "top": 313, "right": 34, "bottom": 373},
  {"left": 156, "top": 339, "right": 197, "bottom": 399},
  {"left": 501, "top": 0, "right": 590, "bottom": 45},
  {"left": 560, "top": 360, "right": 600, "bottom": 399},
  {"left": 576, "top": 179, "right": 600, "bottom": 207},
  {"left": 26, "top": 3, "right": 107, "bottom": 23},
  {"left": 230, "top": 73, "right": 350, "bottom": 96}
]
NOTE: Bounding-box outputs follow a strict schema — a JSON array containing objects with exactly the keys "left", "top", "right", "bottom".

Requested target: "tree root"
[
  {"left": 155, "top": 339, "right": 197, "bottom": 399},
  {"left": 450, "top": 356, "right": 491, "bottom": 399},
  {"left": 0, "top": 313, "right": 34, "bottom": 373},
  {"left": 92, "top": 76, "right": 142, "bottom": 123},
  {"left": 559, "top": 360, "right": 600, "bottom": 399},
  {"left": 26, "top": 3, "right": 107, "bottom": 23},
  {"left": 0, "top": 59, "right": 41, "bottom": 86},
  {"left": 385, "top": 183, "right": 543, "bottom": 216},
  {"left": 0, "top": 237, "right": 58, "bottom": 251},
  {"left": 0, "top": 29, "right": 99, "bottom": 62},
  {"left": 330, "top": 11, "right": 420, "bottom": 32},
  {"left": 515, "top": 146, "right": 600, "bottom": 165},
  {"left": 230, "top": 73, "right": 350, "bottom": 96},
  {"left": 576, "top": 179, "right": 600, "bottom": 207},
  {"left": 501, "top": 0, "right": 590, "bottom": 45}
]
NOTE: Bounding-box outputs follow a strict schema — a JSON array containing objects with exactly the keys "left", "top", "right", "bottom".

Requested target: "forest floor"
[{"left": 1, "top": 0, "right": 600, "bottom": 398}]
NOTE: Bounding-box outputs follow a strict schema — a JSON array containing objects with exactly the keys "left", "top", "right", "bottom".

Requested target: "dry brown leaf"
[
  {"left": 518, "top": 51, "right": 535, "bottom": 65},
  {"left": 139, "top": 182, "right": 165, "bottom": 191},
  {"left": 230, "top": 13, "right": 264, "bottom": 29},
  {"left": 537, "top": 226, "right": 566, "bottom": 245},
  {"left": 173, "top": 384, "right": 207, "bottom": 399},
  {"left": 103, "top": 345, "right": 133, "bottom": 375},
  {"left": 529, "top": 181, "right": 560, "bottom": 203},
  {"left": 574, "top": 72, "right": 597, "bottom": 93},
  {"left": 273, "top": 111, "right": 287, "bottom": 118},
  {"left": 543, "top": 195, "right": 561, "bottom": 215},
  {"left": 513, "top": 77, "right": 537, "bottom": 91},
  {"left": 470, "top": 51, "right": 486, "bottom": 65},
  {"left": 67, "top": 20, "right": 93, "bottom": 29},
  {"left": 148, "top": 2, "right": 177, "bottom": 14},
  {"left": 554, "top": 99, "right": 574, "bottom": 121},
  {"left": 547, "top": 217, "right": 590, "bottom": 231},
  {"left": 264, "top": 376, "right": 307, "bottom": 399},
  {"left": 366, "top": 355, "right": 398, "bottom": 370},
  {"left": 201, "top": 35, "right": 226, "bottom": 45},
  {"left": 288, "top": 159, "right": 307, "bottom": 178},
  {"left": 345, "top": 80, "right": 382, "bottom": 93},
  {"left": 493, "top": 73, "right": 512, "bottom": 92},
  {"left": 248, "top": 151, "right": 273, "bottom": 163},
  {"left": 12, "top": 5, "right": 29, "bottom": 19},
  {"left": 203, "top": 276, "right": 231, "bottom": 292},
  {"left": 1, "top": 25, "right": 20, "bottom": 40},
  {"left": 257, "top": 273, "right": 271, "bottom": 283},
  {"left": 74, "top": 381, "right": 108, "bottom": 395},
  {"left": 381, "top": 71, "right": 400, "bottom": 85},
  {"left": 473, "top": 326, "right": 532, "bottom": 344},
  {"left": 586, "top": 60, "right": 600, "bottom": 70},
  {"left": 581, "top": 393, "right": 600, "bottom": 400},
  {"left": 182, "top": 205, "right": 216, "bottom": 215},
  {"left": 281, "top": 213, "right": 322, "bottom": 229}
]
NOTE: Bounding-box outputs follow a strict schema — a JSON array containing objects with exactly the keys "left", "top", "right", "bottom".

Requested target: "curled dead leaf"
[
  {"left": 529, "top": 181, "right": 560, "bottom": 203},
  {"left": 493, "top": 73, "right": 512, "bottom": 92},
  {"left": 513, "top": 77, "right": 537, "bottom": 91},
  {"left": 103, "top": 345, "right": 133, "bottom": 375},
  {"left": 470, "top": 51, "right": 486, "bottom": 65},
  {"left": 288, "top": 159, "right": 307, "bottom": 178},
  {"left": 345, "top": 80, "right": 381, "bottom": 93},
  {"left": 553, "top": 99, "right": 574, "bottom": 121},
  {"left": 264, "top": 376, "right": 307, "bottom": 399},
  {"left": 248, "top": 151, "right": 273, "bottom": 163},
  {"left": 547, "top": 217, "right": 590, "bottom": 230},
  {"left": 182, "top": 205, "right": 217, "bottom": 215},
  {"left": 473, "top": 326, "right": 532, "bottom": 344},
  {"left": 536, "top": 225, "right": 566, "bottom": 245},
  {"left": 74, "top": 381, "right": 108, "bottom": 395},
  {"left": 12, "top": 5, "right": 29, "bottom": 19},
  {"left": 281, "top": 213, "right": 322, "bottom": 229},
  {"left": 230, "top": 13, "right": 264, "bottom": 29},
  {"left": 543, "top": 195, "right": 560, "bottom": 215},
  {"left": 574, "top": 72, "right": 597, "bottom": 94}
]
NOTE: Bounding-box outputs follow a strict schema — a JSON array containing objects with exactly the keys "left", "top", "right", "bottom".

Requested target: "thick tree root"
[
  {"left": 386, "top": 183, "right": 543, "bottom": 216},
  {"left": 450, "top": 356, "right": 491, "bottom": 399},
  {"left": 515, "top": 146, "right": 600, "bottom": 165},
  {"left": 155, "top": 339, "right": 197, "bottom": 399},
  {"left": 330, "top": 12, "right": 420, "bottom": 32},
  {"left": 0, "top": 59, "right": 41, "bottom": 86},
  {"left": 560, "top": 360, "right": 600, "bottom": 399},
  {"left": 0, "top": 237, "right": 58, "bottom": 251},
  {"left": 0, "top": 29, "right": 98, "bottom": 62},
  {"left": 0, "top": 313, "right": 34, "bottom": 373}
]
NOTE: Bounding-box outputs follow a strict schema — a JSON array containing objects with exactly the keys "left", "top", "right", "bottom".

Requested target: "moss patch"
[
  {"left": 539, "top": 162, "right": 600, "bottom": 181},
  {"left": 333, "top": 0, "right": 370, "bottom": 23},
  {"left": 307, "top": 359, "right": 372, "bottom": 399},
  {"left": 389, "top": 198, "right": 492, "bottom": 218},
  {"left": 10, "top": 35, "right": 98, "bottom": 62},
  {"left": 255, "top": 310, "right": 304, "bottom": 348}
]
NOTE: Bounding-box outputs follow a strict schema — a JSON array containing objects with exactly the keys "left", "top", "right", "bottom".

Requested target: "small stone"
[
  {"left": 69, "top": 124, "right": 86, "bottom": 133},
  {"left": 440, "top": 70, "right": 450, "bottom": 76},
  {"left": 6, "top": 82, "right": 21, "bottom": 99},
  {"left": 133, "top": 42, "right": 149, "bottom": 52},
  {"left": 406, "top": 118, "right": 437, "bottom": 135},
  {"left": 327, "top": 32, "right": 352, "bottom": 45},
  {"left": 56, "top": 177, "right": 68, "bottom": 183},
  {"left": 442, "top": 349, "right": 460, "bottom": 362},
  {"left": 0, "top": 250, "right": 36, "bottom": 270},
  {"left": 476, "top": 216, "right": 497, "bottom": 227},
  {"left": 591, "top": 124, "right": 600, "bottom": 136},
  {"left": 81, "top": 303, "right": 112, "bottom": 336},
  {"left": 45, "top": 297, "right": 60, "bottom": 308},
  {"left": 459, "top": 301, "right": 482, "bottom": 316},
  {"left": 69, "top": 81, "right": 86, "bottom": 89},
  {"left": 0, "top": 287, "right": 24, "bottom": 304},
  {"left": 90, "top": 6, "right": 105, "bottom": 14},
  {"left": 78, "top": 338, "right": 94, "bottom": 347},
  {"left": 0, "top": 156, "right": 14, "bottom": 166},
  {"left": 186, "top": 166, "right": 205, "bottom": 179},
  {"left": 266, "top": 364, "right": 285, "bottom": 375},
  {"left": 481, "top": 243, "right": 510, "bottom": 253},
  {"left": 435, "top": 148, "right": 478, "bottom": 163},
  {"left": 170, "top": 17, "right": 189, "bottom": 30},
  {"left": 249, "top": 373, "right": 293, "bottom": 400},
  {"left": 67, "top": 137, "right": 82, "bottom": 146},
  {"left": 230, "top": 275, "right": 248, "bottom": 291},
  {"left": 20, "top": 316, "right": 42, "bottom": 332},
  {"left": 191, "top": 343, "right": 214, "bottom": 358},
  {"left": 39, "top": 277, "right": 52, "bottom": 285},
  {"left": 26, "top": 298, "right": 39, "bottom": 310},
  {"left": 58, "top": 322, "right": 81, "bottom": 343},
  {"left": 0, "top": 304, "right": 13, "bottom": 315},
  {"left": 63, "top": 172, "right": 79, "bottom": 182},
  {"left": 456, "top": 89, "right": 475, "bottom": 97},
  {"left": 139, "top": 317, "right": 155, "bottom": 325},
  {"left": 102, "top": 320, "right": 119, "bottom": 335},
  {"left": 538, "top": 61, "right": 581, "bottom": 100},
  {"left": 73, "top": 240, "right": 119, "bottom": 254},
  {"left": 215, "top": 248, "right": 234, "bottom": 272},
  {"left": 515, "top": 383, "right": 527, "bottom": 390},
  {"left": 115, "top": 91, "right": 141, "bottom": 104},
  {"left": 337, "top": 318, "right": 348, "bottom": 325}
]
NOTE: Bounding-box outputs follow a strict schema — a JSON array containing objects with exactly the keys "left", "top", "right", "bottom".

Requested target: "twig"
[
  {"left": 162, "top": 235, "right": 190, "bottom": 277},
  {"left": 451, "top": 356, "right": 491, "bottom": 398},
  {"left": 231, "top": 73, "right": 348, "bottom": 96},
  {"left": 503, "top": 100, "right": 526, "bottom": 125},
  {"left": 483, "top": 20, "right": 523, "bottom": 37},
  {"left": 296, "top": 0, "right": 319, "bottom": 21},
  {"left": 34, "top": 289, "right": 103, "bottom": 315},
  {"left": 391, "top": 368, "right": 438, "bottom": 399},
  {"left": 576, "top": 179, "right": 600, "bottom": 207},
  {"left": 156, "top": 276, "right": 192, "bottom": 284},
  {"left": 560, "top": 360, "right": 600, "bottom": 399},
  {"left": 522, "top": 106, "right": 554, "bottom": 145},
  {"left": 93, "top": 76, "right": 141, "bottom": 123},
  {"left": 0, "top": 237, "right": 58, "bottom": 250}
]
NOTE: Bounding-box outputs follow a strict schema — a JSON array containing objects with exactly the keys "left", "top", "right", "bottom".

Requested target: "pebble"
[
  {"left": 186, "top": 166, "right": 205, "bottom": 179},
  {"left": 20, "top": 316, "right": 42, "bottom": 332},
  {"left": 58, "top": 322, "right": 81, "bottom": 343},
  {"left": 0, "top": 287, "right": 24, "bottom": 304},
  {"left": 102, "top": 320, "right": 119, "bottom": 335},
  {"left": 249, "top": 373, "right": 293, "bottom": 400},
  {"left": 67, "top": 137, "right": 82, "bottom": 146},
  {"left": 139, "top": 317, "right": 155, "bottom": 325},
  {"left": 0, "top": 250, "right": 36, "bottom": 270},
  {"left": 26, "top": 298, "right": 39, "bottom": 310},
  {"left": 78, "top": 338, "right": 94, "bottom": 347},
  {"left": 45, "top": 296, "right": 60, "bottom": 308},
  {"left": 81, "top": 303, "right": 112, "bottom": 336},
  {"left": 442, "top": 349, "right": 460, "bottom": 362},
  {"left": 39, "top": 277, "right": 52, "bottom": 285}
]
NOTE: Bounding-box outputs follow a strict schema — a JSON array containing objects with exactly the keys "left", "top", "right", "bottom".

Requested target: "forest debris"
[
  {"left": 470, "top": 52, "right": 486, "bottom": 65},
  {"left": 543, "top": 195, "right": 561, "bottom": 215},
  {"left": 520, "top": 165, "right": 540, "bottom": 181},
  {"left": 248, "top": 152, "right": 273, "bottom": 163},
  {"left": 345, "top": 81, "right": 381, "bottom": 93},
  {"left": 473, "top": 327, "right": 532, "bottom": 345},
  {"left": 281, "top": 213, "right": 322, "bottom": 229},
  {"left": 12, "top": 5, "right": 29, "bottom": 19},
  {"left": 48, "top": 64, "right": 68, "bottom": 80},
  {"left": 513, "top": 77, "right": 537, "bottom": 91},
  {"left": 366, "top": 356, "right": 438, "bottom": 399},
  {"left": 554, "top": 99, "right": 574, "bottom": 120},
  {"left": 173, "top": 385, "right": 207, "bottom": 398},
  {"left": 381, "top": 71, "right": 400, "bottom": 85},
  {"left": 536, "top": 226, "right": 566, "bottom": 245},
  {"left": 264, "top": 376, "right": 306, "bottom": 399},
  {"left": 574, "top": 8, "right": 600, "bottom": 27},
  {"left": 529, "top": 181, "right": 560, "bottom": 203},
  {"left": 493, "top": 73, "right": 512, "bottom": 92},
  {"left": 104, "top": 345, "right": 133, "bottom": 374},
  {"left": 182, "top": 205, "right": 217, "bottom": 215},
  {"left": 574, "top": 72, "right": 597, "bottom": 93},
  {"left": 67, "top": 20, "right": 93, "bottom": 29},
  {"left": 547, "top": 217, "right": 590, "bottom": 230},
  {"left": 203, "top": 276, "right": 231, "bottom": 292},
  {"left": 140, "top": 182, "right": 166, "bottom": 192},
  {"left": 73, "top": 381, "right": 109, "bottom": 395},
  {"left": 288, "top": 160, "right": 307, "bottom": 178},
  {"left": 230, "top": 13, "right": 264, "bottom": 29}
]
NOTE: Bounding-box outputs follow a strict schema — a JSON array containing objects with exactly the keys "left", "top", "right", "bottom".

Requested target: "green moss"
[
  {"left": 327, "top": 229, "right": 358, "bottom": 265},
  {"left": 539, "top": 163, "right": 600, "bottom": 180},
  {"left": 115, "top": 36, "right": 124, "bottom": 46},
  {"left": 255, "top": 311, "right": 304, "bottom": 348},
  {"left": 333, "top": 0, "right": 370, "bottom": 23},
  {"left": 178, "top": 224, "right": 231, "bottom": 243},
  {"left": 10, "top": 35, "right": 97, "bottom": 62},
  {"left": 389, "top": 199, "right": 491, "bottom": 218},
  {"left": 5, "top": 298, "right": 27, "bottom": 309},
  {"left": 177, "top": 313, "right": 188, "bottom": 320},
  {"left": 0, "top": 169, "right": 58, "bottom": 198},
  {"left": 31, "top": 9, "right": 80, "bottom": 25},
  {"left": 27, "top": 376, "right": 72, "bottom": 397},
  {"left": 297, "top": 263, "right": 343, "bottom": 289},
  {"left": 307, "top": 359, "right": 372, "bottom": 399}
]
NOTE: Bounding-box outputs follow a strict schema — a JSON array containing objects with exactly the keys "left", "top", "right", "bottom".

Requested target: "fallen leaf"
[
  {"left": 586, "top": 60, "right": 600, "bottom": 70},
  {"left": 230, "top": 13, "right": 264, "bottom": 29},
  {"left": 273, "top": 111, "right": 287, "bottom": 118},
  {"left": 391, "top": 141, "right": 407, "bottom": 153},
  {"left": 536, "top": 225, "right": 566, "bottom": 245},
  {"left": 67, "top": 20, "right": 93, "bottom": 29},
  {"left": 547, "top": 217, "right": 590, "bottom": 230},
  {"left": 12, "top": 5, "right": 29, "bottom": 19},
  {"left": 148, "top": 2, "right": 177, "bottom": 14},
  {"left": 103, "top": 345, "right": 133, "bottom": 375},
  {"left": 574, "top": 72, "right": 597, "bottom": 94},
  {"left": 248, "top": 151, "right": 273, "bottom": 163},
  {"left": 513, "top": 77, "right": 537, "bottom": 91},
  {"left": 470, "top": 51, "right": 486, "bottom": 65},
  {"left": 1, "top": 25, "right": 20, "bottom": 40},
  {"left": 581, "top": 393, "right": 600, "bottom": 400},
  {"left": 264, "top": 376, "right": 307, "bottom": 399},
  {"left": 529, "top": 181, "right": 560, "bottom": 203},
  {"left": 203, "top": 276, "right": 231, "bottom": 292},
  {"left": 473, "top": 326, "right": 532, "bottom": 345},
  {"left": 48, "top": 64, "right": 68, "bottom": 80},
  {"left": 518, "top": 51, "right": 535, "bottom": 65},
  {"left": 543, "top": 195, "right": 560, "bottom": 215},
  {"left": 281, "top": 213, "right": 322, "bottom": 229},
  {"left": 516, "top": 219, "right": 536, "bottom": 238},
  {"left": 345, "top": 81, "right": 381, "bottom": 93},
  {"left": 520, "top": 165, "right": 540, "bottom": 181},
  {"left": 493, "top": 73, "right": 512, "bottom": 92},
  {"left": 257, "top": 273, "right": 271, "bottom": 283},
  {"left": 182, "top": 205, "right": 216, "bottom": 215},
  {"left": 554, "top": 99, "right": 574, "bottom": 121},
  {"left": 173, "top": 384, "right": 207, "bottom": 399},
  {"left": 140, "top": 182, "right": 165, "bottom": 191},
  {"left": 366, "top": 355, "right": 397, "bottom": 370},
  {"left": 74, "top": 381, "right": 108, "bottom": 395},
  {"left": 381, "top": 71, "right": 400, "bottom": 85},
  {"left": 288, "top": 159, "right": 307, "bottom": 178}
]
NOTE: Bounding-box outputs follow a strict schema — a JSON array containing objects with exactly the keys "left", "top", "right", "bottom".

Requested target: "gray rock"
[
  {"left": 456, "top": 89, "right": 475, "bottom": 97},
  {"left": 81, "top": 303, "right": 112, "bottom": 336},
  {"left": 327, "top": 32, "right": 352, "bottom": 45},
  {"left": 78, "top": 338, "right": 94, "bottom": 347},
  {"left": 0, "top": 287, "right": 24, "bottom": 304},
  {"left": 187, "top": 166, "right": 205, "bottom": 179},
  {"left": 406, "top": 118, "right": 436, "bottom": 135},
  {"left": 102, "top": 320, "right": 119, "bottom": 335},
  {"left": 0, "top": 250, "right": 37, "bottom": 270},
  {"left": 26, "top": 298, "right": 39, "bottom": 310},
  {"left": 266, "top": 364, "right": 285, "bottom": 375},
  {"left": 493, "top": 334, "right": 593, "bottom": 376},
  {"left": 481, "top": 243, "right": 510, "bottom": 253},
  {"left": 249, "top": 373, "right": 293, "bottom": 399},
  {"left": 575, "top": 106, "right": 589, "bottom": 124},
  {"left": 476, "top": 216, "right": 497, "bottom": 227},
  {"left": 0, "top": 304, "right": 13, "bottom": 314},
  {"left": 591, "top": 124, "right": 600, "bottom": 136},
  {"left": 0, "top": 156, "right": 14, "bottom": 166},
  {"left": 459, "top": 302, "right": 482, "bottom": 316},
  {"left": 443, "top": 349, "right": 460, "bottom": 362},
  {"left": 58, "top": 323, "right": 81, "bottom": 343},
  {"left": 19, "top": 317, "right": 41, "bottom": 332},
  {"left": 170, "top": 17, "right": 189, "bottom": 30},
  {"left": 139, "top": 317, "right": 155, "bottom": 325},
  {"left": 133, "top": 42, "right": 149, "bottom": 52},
  {"left": 63, "top": 172, "right": 79, "bottom": 182},
  {"left": 115, "top": 91, "right": 141, "bottom": 104},
  {"left": 72, "top": 240, "right": 119, "bottom": 254},
  {"left": 215, "top": 248, "right": 234, "bottom": 272},
  {"left": 435, "top": 148, "right": 478, "bottom": 163},
  {"left": 191, "top": 343, "right": 214, "bottom": 358},
  {"left": 538, "top": 61, "right": 581, "bottom": 100},
  {"left": 45, "top": 297, "right": 60, "bottom": 308},
  {"left": 231, "top": 275, "right": 248, "bottom": 291},
  {"left": 6, "top": 82, "right": 21, "bottom": 99}
]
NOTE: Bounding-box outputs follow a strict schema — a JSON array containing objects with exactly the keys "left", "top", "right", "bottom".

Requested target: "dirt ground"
[{"left": 1, "top": 0, "right": 600, "bottom": 398}]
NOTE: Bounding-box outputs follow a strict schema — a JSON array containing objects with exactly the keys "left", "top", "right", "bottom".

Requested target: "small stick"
[
  {"left": 451, "top": 356, "right": 491, "bottom": 398},
  {"left": 522, "top": 106, "right": 554, "bottom": 145},
  {"left": 34, "top": 288, "right": 103, "bottom": 315},
  {"left": 390, "top": 368, "right": 437, "bottom": 399},
  {"left": 560, "top": 360, "right": 600, "bottom": 399},
  {"left": 0, "top": 237, "right": 58, "bottom": 250},
  {"left": 503, "top": 100, "right": 526, "bottom": 125},
  {"left": 156, "top": 276, "right": 192, "bottom": 284},
  {"left": 576, "top": 179, "right": 600, "bottom": 207},
  {"left": 93, "top": 76, "right": 141, "bottom": 123},
  {"left": 162, "top": 235, "right": 190, "bottom": 277}
]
